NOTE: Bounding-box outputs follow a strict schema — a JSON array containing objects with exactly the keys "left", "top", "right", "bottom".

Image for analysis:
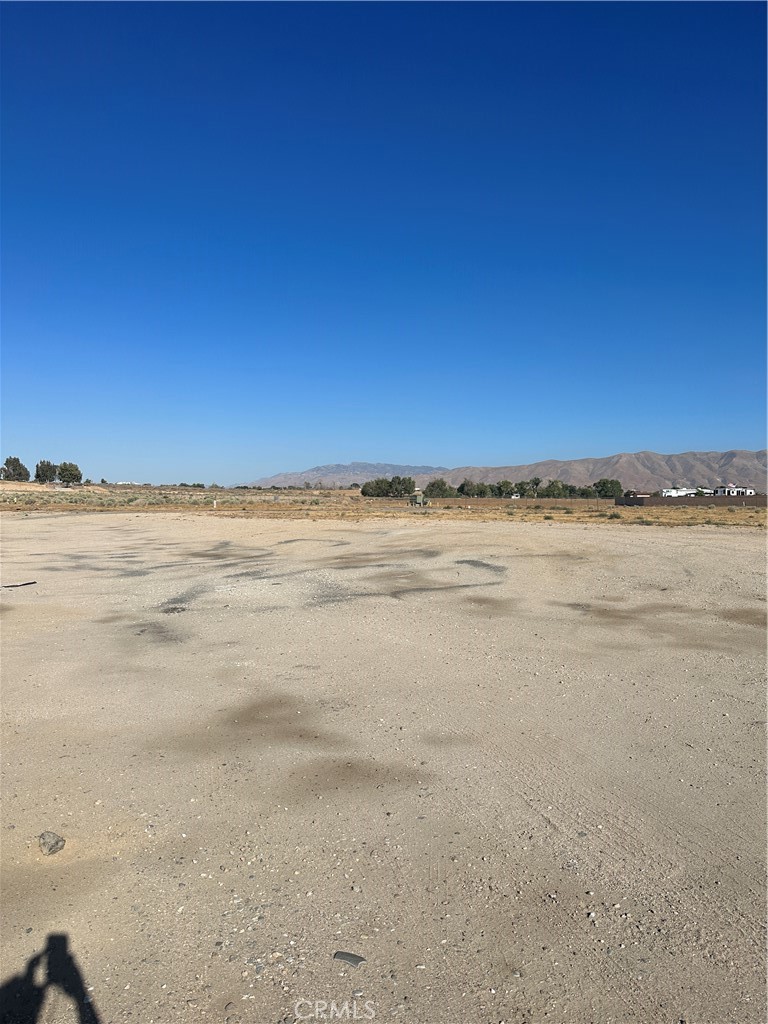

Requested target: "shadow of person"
[
  {"left": 0, "top": 953, "right": 45, "bottom": 1024},
  {"left": 0, "top": 934, "right": 102, "bottom": 1024}
]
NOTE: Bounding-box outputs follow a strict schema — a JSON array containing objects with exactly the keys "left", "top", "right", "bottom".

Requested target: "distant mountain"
[
  {"left": 437, "top": 450, "right": 768, "bottom": 492},
  {"left": 246, "top": 450, "right": 767, "bottom": 492},
  {"left": 248, "top": 462, "right": 449, "bottom": 489}
]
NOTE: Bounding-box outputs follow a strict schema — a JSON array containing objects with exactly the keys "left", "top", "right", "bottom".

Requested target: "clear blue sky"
[{"left": 2, "top": 2, "right": 765, "bottom": 483}]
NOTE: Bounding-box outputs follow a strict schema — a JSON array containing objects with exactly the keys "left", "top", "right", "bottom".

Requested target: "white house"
[{"left": 713, "top": 485, "right": 755, "bottom": 497}]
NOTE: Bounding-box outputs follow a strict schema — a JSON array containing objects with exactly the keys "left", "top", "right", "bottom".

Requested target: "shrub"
[
  {"left": 543, "top": 514, "right": 553, "bottom": 520},
  {"left": 608, "top": 511, "right": 622, "bottom": 519}
]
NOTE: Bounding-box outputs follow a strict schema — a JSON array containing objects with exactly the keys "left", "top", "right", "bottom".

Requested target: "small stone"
[
  {"left": 38, "top": 831, "right": 65, "bottom": 856},
  {"left": 333, "top": 951, "right": 366, "bottom": 968}
]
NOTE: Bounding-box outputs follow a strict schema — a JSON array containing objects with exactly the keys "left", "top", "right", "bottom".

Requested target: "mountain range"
[{"left": 247, "top": 450, "right": 767, "bottom": 492}]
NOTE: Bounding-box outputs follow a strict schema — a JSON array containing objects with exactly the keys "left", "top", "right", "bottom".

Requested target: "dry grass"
[{"left": 0, "top": 482, "right": 764, "bottom": 528}]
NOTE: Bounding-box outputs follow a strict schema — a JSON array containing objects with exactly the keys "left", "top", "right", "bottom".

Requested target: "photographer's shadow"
[{"left": 1, "top": 933, "right": 102, "bottom": 1024}]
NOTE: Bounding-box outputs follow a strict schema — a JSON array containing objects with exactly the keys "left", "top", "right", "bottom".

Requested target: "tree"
[
  {"left": 360, "top": 476, "right": 415, "bottom": 497},
  {"left": 35, "top": 460, "right": 58, "bottom": 483},
  {"left": 530, "top": 477, "right": 542, "bottom": 496},
  {"left": 389, "top": 476, "right": 415, "bottom": 497},
  {"left": 593, "top": 478, "right": 623, "bottom": 499},
  {"left": 361, "top": 477, "right": 391, "bottom": 497},
  {"left": 424, "top": 478, "right": 457, "bottom": 498},
  {"left": 58, "top": 462, "right": 83, "bottom": 485},
  {"left": 539, "top": 479, "right": 565, "bottom": 499},
  {"left": 1, "top": 456, "right": 30, "bottom": 481},
  {"left": 514, "top": 480, "right": 531, "bottom": 497},
  {"left": 496, "top": 479, "right": 516, "bottom": 498},
  {"left": 458, "top": 479, "right": 492, "bottom": 497}
]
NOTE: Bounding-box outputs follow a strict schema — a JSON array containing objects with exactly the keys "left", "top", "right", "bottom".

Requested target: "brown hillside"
[
  {"left": 431, "top": 450, "right": 767, "bottom": 491},
  {"left": 250, "top": 450, "right": 767, "bottom": 491}
]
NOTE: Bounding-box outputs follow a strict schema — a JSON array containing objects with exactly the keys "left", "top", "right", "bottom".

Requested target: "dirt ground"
[
  {"left": 1, "top": 512, "right": 765, "bottom": 1024},
  {"left": 1, "top": 480, "right": 765, "bottom": 529}
]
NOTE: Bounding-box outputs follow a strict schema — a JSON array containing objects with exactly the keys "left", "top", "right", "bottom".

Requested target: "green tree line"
[
  {"left": 360, "top": 476, "right": 415, "bottom": 497},
  {"left": 360, "top": 474, "right": 624, "bottom": 500},
  {"left": 426, "top": 476, "right": 623, "bottom": 498},
  {"left": 1, "top": 456, "right": 84, "bottom": 485}
]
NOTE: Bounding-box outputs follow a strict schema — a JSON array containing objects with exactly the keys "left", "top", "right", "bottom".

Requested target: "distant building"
[
  {"left": 713, "top": 485, "right": 755, "bottom": 497},
  {"left": 661, "top": 487, "right": 714, "bottom": 497}
]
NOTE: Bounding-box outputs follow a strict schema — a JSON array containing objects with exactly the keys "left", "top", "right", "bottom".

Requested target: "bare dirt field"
[{"left": 1, "top": 512, "right": 765, "bottom": 1024}]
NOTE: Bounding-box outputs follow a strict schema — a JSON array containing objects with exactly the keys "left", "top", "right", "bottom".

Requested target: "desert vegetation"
[{"left": 0, "top": 479, "right": 763, "bottom": 528}]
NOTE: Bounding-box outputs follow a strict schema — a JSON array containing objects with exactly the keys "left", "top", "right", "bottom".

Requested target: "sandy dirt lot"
[{"left": 1, "top": 513, "right": 765, "bottom": 1024}]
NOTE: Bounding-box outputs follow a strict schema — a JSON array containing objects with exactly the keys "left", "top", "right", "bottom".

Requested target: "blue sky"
[{"left": 2, "top": 2, "right": 765, "bottom": 483}]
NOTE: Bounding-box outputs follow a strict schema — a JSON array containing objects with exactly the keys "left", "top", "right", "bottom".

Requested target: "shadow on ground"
[{"left": 0, "top": 933, "right": 101, "bottom": 1024}]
